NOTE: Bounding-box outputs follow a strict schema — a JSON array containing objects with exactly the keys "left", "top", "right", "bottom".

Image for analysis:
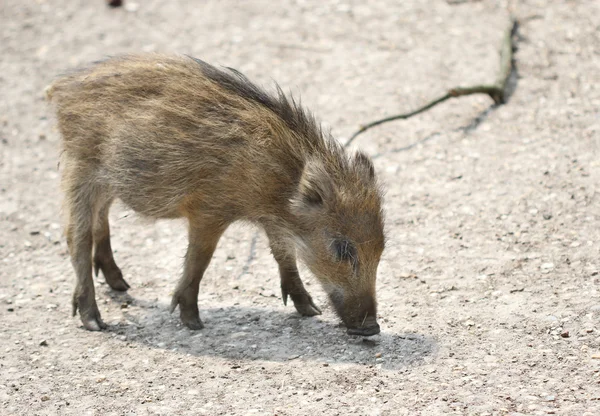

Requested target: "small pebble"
[
  {"left": 41, "top": 395, "right": 50, "bottom": 401},
  {"left": 560, "top": 330, "right": 569, "bottom": 338},
  {"left": 375, "top": 352, "right": 383, "bottom": 358},
  {"left": 540, "top": 263, "right": 554, "bottom": 272},
  {"left": 399, "top": 272, "right": 418, "bottom": 279},
  {"left": 124, "top": 2, "right": 139, "bottom": 12},
  {"left": 591, "top": 353, "right": 600, "bottom": 360},
  {"left": 39, "top": 340, "right": 48, "bottom": 347}
]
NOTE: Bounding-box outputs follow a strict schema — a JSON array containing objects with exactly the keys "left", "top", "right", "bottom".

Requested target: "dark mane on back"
[{"left": 187, "top": 55, "right": 329, "bottom": 150}]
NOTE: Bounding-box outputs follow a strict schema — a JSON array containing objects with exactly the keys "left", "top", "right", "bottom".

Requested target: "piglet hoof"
[
  {"left": 94, "top": 262, "right": 130, "bottom": 291},
  {"left": 73, "top": 295, "right": 107, "bottom": 331},
  {"left": 82, "top": 315, "right": 108, "bottom": 331},
  {"left": 181, "top": 314, "right": 204, "bottom": 330},
  {"left": 106, "top": 275, "right": 130, "bottom": 292},
  {"left": 293, "top": 294, "right": 322, "bottom": 317},
  {"left": 282, "top": 286, "right": 322, "bottom": 317},
  {"left": 170, "top": 295, "right": 204, "bottom": 330}
]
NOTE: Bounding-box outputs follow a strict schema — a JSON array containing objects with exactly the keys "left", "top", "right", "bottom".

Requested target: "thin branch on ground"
[
  {"left": 370, "top": 103, "right": 496, "bottom": 159},
  {"left": 344, "top": 18, "right": 517, "bottom": 148}
]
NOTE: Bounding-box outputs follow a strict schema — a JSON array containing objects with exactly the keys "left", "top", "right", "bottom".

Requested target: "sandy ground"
[{"left": 1, "top": 0, "right": 600, "bottom": 415}]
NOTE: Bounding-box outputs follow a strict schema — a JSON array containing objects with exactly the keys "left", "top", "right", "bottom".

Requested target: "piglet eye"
[{"left": 333, "top": 239, "right": 357, "bottom": 265}]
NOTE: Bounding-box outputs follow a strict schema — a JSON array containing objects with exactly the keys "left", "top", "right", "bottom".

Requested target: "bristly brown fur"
[{"left": 47, "top": 54, "right": 385, "bottom": 335}]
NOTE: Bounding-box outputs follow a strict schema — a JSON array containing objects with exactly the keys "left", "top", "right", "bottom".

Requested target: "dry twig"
[{"left": 345, "top": 18, "right": 517, "bottom": 148}]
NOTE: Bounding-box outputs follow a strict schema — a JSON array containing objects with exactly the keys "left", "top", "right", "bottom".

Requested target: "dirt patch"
[{"left": 1, "top": 0, "right": 599, "bottom": 415}]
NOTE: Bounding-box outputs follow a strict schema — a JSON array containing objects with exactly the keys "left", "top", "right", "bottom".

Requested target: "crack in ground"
[{"left": 236, "top": 231, "right": 259, "bottom": 280}]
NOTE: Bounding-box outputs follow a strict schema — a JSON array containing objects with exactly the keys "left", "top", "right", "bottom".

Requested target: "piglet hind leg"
[
  {"left": 266, "top": 228, "right": 321, "bottom": 317},
  {"left": 93, "top": 198, "right": 130, "bottom": 291},
  {"left": 64, "top": 168, "right": 107, "bottom": 331},
  {"left": 170, "top": 218, "right": 226, "bottom": 330}
]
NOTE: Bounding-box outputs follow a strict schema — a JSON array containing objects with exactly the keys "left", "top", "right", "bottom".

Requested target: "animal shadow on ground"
[{"left": 101, "top": 290, "right": 437, "bottom": 370}]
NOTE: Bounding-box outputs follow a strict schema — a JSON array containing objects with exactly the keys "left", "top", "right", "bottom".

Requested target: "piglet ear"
[
  {"left": 292, "top": 159, "right": 334, "bottom": 211},
  {"left": 354, "top": 151, "right": 375, "bottom": 182}
]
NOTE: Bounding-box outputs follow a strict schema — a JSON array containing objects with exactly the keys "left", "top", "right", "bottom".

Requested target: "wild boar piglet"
[{"left": 47, "top": 54, "right": 386, "bottom": 336}]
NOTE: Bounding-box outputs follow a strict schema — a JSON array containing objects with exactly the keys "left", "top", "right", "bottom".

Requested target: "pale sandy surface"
[{"left": 1, "top": 0, "right": 599, "bottom": 415}]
